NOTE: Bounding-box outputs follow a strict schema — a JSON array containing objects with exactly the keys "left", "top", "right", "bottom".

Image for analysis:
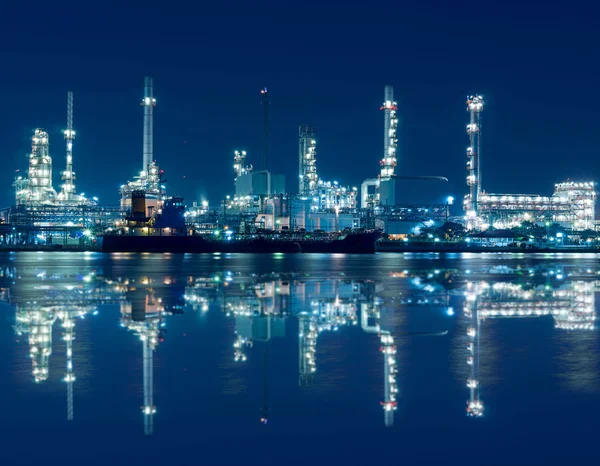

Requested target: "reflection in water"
[
  {"left": 185, "top": 277, "right": 399, "bottom": 426},
  {"left": 461, "top": 273, "right": 597, "bottom": 417},
  {"left": 11, "top": 270, "right": 124, "bottom": 420},
  {"left": 3, "top": 262, "right": 598, "bottom": 435}
]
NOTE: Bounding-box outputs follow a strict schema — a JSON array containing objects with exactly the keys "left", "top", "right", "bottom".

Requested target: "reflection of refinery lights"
[
  {"left": 299, "top": 312, "right": 318, "bottom": 386},
  {"left": 380, "top": 331, "right": 398, "bottom": 426},
  {"left": 465, "top": 282, "right": 484, "bottom": 418},
  {"left": 234, "top": 334, "right": 252, "bottom": 362},
  {"left": 120, "top": 289, "right": 164, "bottom": 436}
]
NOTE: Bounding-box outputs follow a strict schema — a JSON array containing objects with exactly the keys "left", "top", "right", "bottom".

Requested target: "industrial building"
[
  {"left": 120, "top": 77, "right": 162, "bottom": 213},
  {"left": 2, "top": 78, "right": 596, "bottom": 242},
  {"left": 462, "top": 95, "right": 596, "bottom": 231},
  {"left": 2, "top": 92, "right": 122, "bottom": 246}
]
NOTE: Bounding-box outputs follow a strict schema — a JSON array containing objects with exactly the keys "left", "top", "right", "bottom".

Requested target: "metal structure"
[
  {"left": 60, "top": 92, "right": 76, "bottom": 200},
  {"left": 6, "top": 204, "right": 122, "bottom": 229},
  {"left": 464, "top": 95, "right": 484, "bottom": 219},
  {"left": 233, "top": 150, "right": 252, "bottom": 183},
  {"left": 261, "top": 87, "right": 269, "bottom": 171},
  {"left": 121, "top": 78, "right": 161, "bottom": 210},
  {"left": 15, "top": 129, "right": 56, "bottom": 205},
  {"left": 461, "top": 96, "right": 596, "bottom": 231},
  {"left": 380, "top": 85, "right": 398, "bottom": 179},
  {"left": 298, "top": 125, "right": 318, "bottom": 195},
  {"left": 9, "top": 93, "right": 102, "bottom": 240},
  {"left": 361, "top": 85, "right": 399, "bottom": 208},
  {"left": 477, "top": 181, "right": 596, "bottom": 230},
  {"left": 142, "top": 77, "right": 156, "bottom": 174}
]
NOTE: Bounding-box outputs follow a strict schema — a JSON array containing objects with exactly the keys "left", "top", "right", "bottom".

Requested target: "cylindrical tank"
[{"left": 132, "top": 190, "right": 146, "bottom": 216}]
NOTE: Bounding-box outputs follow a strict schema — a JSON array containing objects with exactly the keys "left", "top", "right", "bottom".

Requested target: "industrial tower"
[
  {"left": 361, "top": 85, "right": 399, "bottom": 208},
  {"left": 380, "top": 85, "right": 398, "bottom": 179},
  {"left": 142, "top": 77, "right": 157, "bottom": 175},
  {"left": 377, "top": 85, "right": 399, "bottom": 206},
  {"left": 23, "top": 130, "right": 56, "bottom": 204},
  {"left": 233, "top": 150, "right": 252, "bottom": 181},
  {"left": 465, "top": 95, "right": 484, "bottom": 221},
  {"left": 120, "top": 77, "right": 161, "bottom": 210},
  {"left": 61, "top": 91, "right": 76, "bottom": 200},
  {"left": 298, "top": 125, "right": 318, "bottom": 195}
]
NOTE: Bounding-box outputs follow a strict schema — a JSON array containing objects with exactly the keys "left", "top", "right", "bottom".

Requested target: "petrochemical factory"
[{"left": 0, "top": 77, "right": 596, "bottom": 247}]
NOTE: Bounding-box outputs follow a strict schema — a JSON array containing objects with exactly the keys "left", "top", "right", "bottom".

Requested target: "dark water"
[{"left": 1, "top": 252, "right": 599, "bottom": 465}]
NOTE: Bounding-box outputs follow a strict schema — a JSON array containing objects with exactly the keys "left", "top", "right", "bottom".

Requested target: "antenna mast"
[{"left": 261, "top": 87, "right": 269, "bottom": 171}]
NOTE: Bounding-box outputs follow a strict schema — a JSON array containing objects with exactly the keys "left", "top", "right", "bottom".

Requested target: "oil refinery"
[
  {"left": 462, "top": 96, "right": 596, "bottom": 231},
  {"left": 0, "top": 77, "right": 597, "bottom": 250}
]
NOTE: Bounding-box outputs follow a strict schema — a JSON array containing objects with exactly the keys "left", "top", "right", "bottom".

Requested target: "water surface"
[{"left": 1, "top": 252, "right": 598, "bottom": 465}]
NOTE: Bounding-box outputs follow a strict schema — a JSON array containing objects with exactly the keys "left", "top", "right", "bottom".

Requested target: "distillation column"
[
  {"left": 26, "top": 130, "right": 56, "bottom": 203},
  {"left": 141, "top": 77, "right": 157, "bottom": 175},
  {"left": 380, "top": 86, "right": 398, "bottom": 179},
  {"left": 465, "top": 96, "right": 484, "bottom": 219},
  {"left": 61, "top": 92, "right": 76, "bottom": 200},
  {"left": 298, "top": 125, "right": 318, "bottom": 195},
  {"left": 377, "top": 85, "right": 398, "bottom": 206}
]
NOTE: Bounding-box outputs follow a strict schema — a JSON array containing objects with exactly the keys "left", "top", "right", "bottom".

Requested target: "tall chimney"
[{"left": 141, "top": 77, "right": 156, "bottom": 174}]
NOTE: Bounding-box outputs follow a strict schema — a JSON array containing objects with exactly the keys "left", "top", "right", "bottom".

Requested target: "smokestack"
[{"left": 141, "top": 77, "right": 156, "bottom": 174}]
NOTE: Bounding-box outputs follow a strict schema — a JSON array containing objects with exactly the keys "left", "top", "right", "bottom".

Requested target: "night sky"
[{"left": 1, "top": 1, "right": 598, "bottom": 208}]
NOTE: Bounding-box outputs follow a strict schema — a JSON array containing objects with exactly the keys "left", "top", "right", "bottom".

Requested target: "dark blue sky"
[{"left": 1, "top": 1, "right": 598, "bottom": 207}]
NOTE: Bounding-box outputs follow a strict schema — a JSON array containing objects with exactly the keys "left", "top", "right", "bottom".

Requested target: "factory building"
[
  {"left": 477, "top": 182, "right": 596, "bottom": 230},
  {"left": 292, "top": 125, "right": 359, "bottom": 232},
  {"left": 3, "top": 92, "right": 121, "bottom": 245},
  {"left": 461, "top": 95, "right": 596, "bottom": 231},
  {"left": 13, "top": 93, "right": 92, "bottom": 208}
]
